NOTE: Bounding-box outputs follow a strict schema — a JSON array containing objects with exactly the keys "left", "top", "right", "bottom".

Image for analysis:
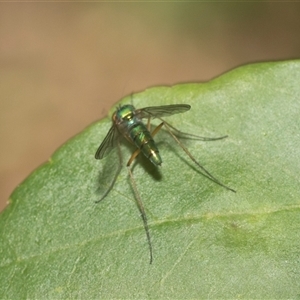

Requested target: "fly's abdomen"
[{"left": 130, "top": 122, "right": 162, "bottom": 166}]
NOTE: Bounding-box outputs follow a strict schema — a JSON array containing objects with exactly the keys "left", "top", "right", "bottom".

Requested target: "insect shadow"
[
  {"left": 94, "top": 103, "right": 236, "bottom": 264},
  {"left": 96, "top": 136, "right": 162, "bottom": 197}
]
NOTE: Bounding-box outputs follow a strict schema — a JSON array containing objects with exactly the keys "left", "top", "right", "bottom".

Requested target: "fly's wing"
[
  {"left": 95, "top": 125, "right": 119, "bottom": 159},
  {"left": 136, "top": 104, "right": 191, "bottom": 119}
]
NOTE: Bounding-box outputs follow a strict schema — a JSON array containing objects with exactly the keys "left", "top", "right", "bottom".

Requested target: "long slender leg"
[
  {"left": 95, "top": 141, "right": 123, "bottom": 203},
  {"left": 158, "top": 119, "right": 236, "bottom": 193},
  {"left": 127, "top": 166, "right": 153, "bottom": 264},
  {"left": 151, "top": 122, "right": 164, "bottom": 136},
  {"left": 162, "top": 119, "right": 228, "bottom": 141},
  {"left": 127, "top": 148, "right": 141, "bottom": 167},
  {"left": 126, "top": 121, "right": 164, "bottom": 264}
]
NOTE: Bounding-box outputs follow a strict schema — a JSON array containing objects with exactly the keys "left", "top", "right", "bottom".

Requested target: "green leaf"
[{"left": 1, "top": 61, "right": 300, "bottom": 298}]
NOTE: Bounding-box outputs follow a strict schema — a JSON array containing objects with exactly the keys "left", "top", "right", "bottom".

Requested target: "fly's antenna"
[{"left": 130, "top": 92, "right": 134, "bottom": 106}]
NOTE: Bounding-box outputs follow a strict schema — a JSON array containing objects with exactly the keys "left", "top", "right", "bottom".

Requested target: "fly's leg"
[
  {"left": 95, "top": 141, "right": 123, "bottom": 203},
  {"left": 126, "top": 120, "right": 164, "bottom": 264},
  {"left": 162, "top": 119, "right": 228, "bottom": 141},
  {"left": 158, "top": 118, "right": 236, "bottom": 193},
  {"left": 126, "top": 148, "right": 141, "bottom": 167},
  {"left": 127, "top": 167, "right": 153, "bottom": 264}
]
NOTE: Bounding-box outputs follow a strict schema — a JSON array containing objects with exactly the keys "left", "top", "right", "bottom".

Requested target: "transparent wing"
[
  {"left": 136, "top": 104, "right": 191, "bottom": 119},
  {"left": 95, "top": 125, "right": 120, "bottom": 159}
]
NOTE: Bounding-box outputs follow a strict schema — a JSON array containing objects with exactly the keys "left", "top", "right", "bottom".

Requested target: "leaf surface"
[{"left": 1, "top": 61, "right": 300, "bottom": 298}]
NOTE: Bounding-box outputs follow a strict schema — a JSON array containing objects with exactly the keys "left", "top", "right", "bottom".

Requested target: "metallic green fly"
[{"left": 95, "top": 103, "right": 235, "bottom": 264}]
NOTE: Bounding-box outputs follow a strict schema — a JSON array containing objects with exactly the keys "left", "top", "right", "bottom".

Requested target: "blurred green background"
[{"left": 1, "top": 3, "right": 300, "bottom": 212}]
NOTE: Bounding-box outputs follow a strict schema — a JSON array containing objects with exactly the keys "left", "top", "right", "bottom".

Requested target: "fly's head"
[{"left": 113, "top": 104, "right": 136, "bottom": 125}]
